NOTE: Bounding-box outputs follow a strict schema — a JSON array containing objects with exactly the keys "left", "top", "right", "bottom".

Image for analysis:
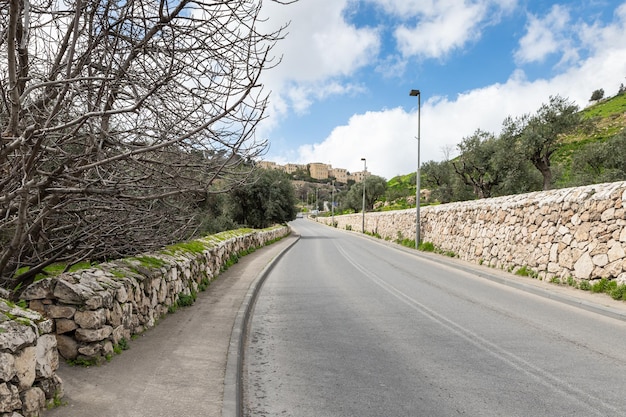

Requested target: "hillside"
[{"left": 386, "top": 93, "right": 626, "bottom": 204}]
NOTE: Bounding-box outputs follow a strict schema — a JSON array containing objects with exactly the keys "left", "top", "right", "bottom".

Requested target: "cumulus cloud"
[
  {"left": 261, "top": 0, "right": 626, "bottom": 180},
  {"left": 370, "top": 0, "right": 516, "bottom": 60},
  {"left": 293, "top": 8, "right": 626, "bottom": 181},
  {"left": 394, "top": 1, "right": 489, "bottom": 59},
  {"left": 257, "top": 0, "right": 380, "bottom": 128},
  {"left": 514, "top": 5, "right": 574, "bottom": 64}
]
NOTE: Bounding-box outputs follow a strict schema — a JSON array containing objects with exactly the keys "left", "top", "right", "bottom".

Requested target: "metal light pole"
[
  {"left": 331, "top": 180, "right": 335, "bottom": 225},
  {"left": 361, "top": 157, "right": 366, "bottom": 233},
  {"left": 409, "top": 89, "right": 421, "bottom": 247}
]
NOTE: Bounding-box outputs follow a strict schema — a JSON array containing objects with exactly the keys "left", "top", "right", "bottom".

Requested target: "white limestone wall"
[{"left": 317, "top": 182, "right": 626, "bottom": 282}]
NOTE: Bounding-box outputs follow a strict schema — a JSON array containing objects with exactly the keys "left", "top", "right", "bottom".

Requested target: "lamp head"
[{"left": 409, "top": 89, "right": 420, "bottom": 96}]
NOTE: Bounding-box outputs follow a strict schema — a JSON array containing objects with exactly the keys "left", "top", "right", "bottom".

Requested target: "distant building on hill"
[
  {"left": 257, "top": 160, "right": 368, "bottom": 184},
  {"left": 309, "top": 163, "right": 329, "bottom": 180}
]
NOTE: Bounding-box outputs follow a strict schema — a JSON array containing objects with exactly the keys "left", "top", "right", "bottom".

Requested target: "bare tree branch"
[{"left": 0, "top": 0, "right": 295, "bottom": 291}]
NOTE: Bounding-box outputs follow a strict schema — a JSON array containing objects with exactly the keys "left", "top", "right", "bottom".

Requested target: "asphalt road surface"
[{"left": 244, "top": 219, "right": 626, "bottom": 416}]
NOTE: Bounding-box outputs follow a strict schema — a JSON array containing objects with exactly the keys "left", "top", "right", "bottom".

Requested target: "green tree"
[
  {"left": 344, "top": 175, "right": 387, "bottom": 211},
  {"left": 228, "top": 170, "right": 298, "bottom": 228},
  {"left": 421, "top": 160, "right": 454, "bottom": 203},
  {"left": 503, "top": 95, "right": 582, "bottom": 190},
  {"left": 570, "top": 131, "right": 626, "bottom": 185},
  {"left": 452, "top": 130, "right": 505, "bottom": 199},
  {"left": 590, "top": 89, "right": 605, "bottom": 101}
]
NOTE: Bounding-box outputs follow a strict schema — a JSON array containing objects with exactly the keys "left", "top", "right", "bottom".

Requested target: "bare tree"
[{"left": 0, "top": 0, "right": 293, "bottom": 291}]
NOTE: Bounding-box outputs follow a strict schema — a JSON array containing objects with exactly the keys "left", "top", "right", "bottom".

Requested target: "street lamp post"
[
  {"left": 409, "top": 89, "right": 421, "bottom": 247},
  {"left": 331, "top": 180, "right": 335, "bottom": 225},
  {"left": 361, "top": 157, "right": 366, "bottom": 233}
]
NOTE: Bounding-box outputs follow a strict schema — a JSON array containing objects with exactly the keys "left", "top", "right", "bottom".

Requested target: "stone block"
[
  {"left": 35, "top": 334, "right": 58, "bottom": 379},
  {"left": 592, "top": 254, "right": 609, "bottom": 267},
  {"left": 55, "top": 335, "right": 78, "bottom": 360},
  {"left": 20, "top": 278, "right": 55, "bottom": 301},
  {"left": 0, "top": 382, "right": 21, "bottom": 413},
  {"left": 74, "top": 309, "right": 106, "bottom": 330},
  {"left": 45, "top": 305, "right": 76, "bottom": 319},
  {"left": 75, "top": 326, "right": 112, "bottom": 343},
  {"left": 78, "top": 343, "right": 102, "bottom": 358},
  {"left": 0, "top": 322, "right": 37, "bottom": 353},
  {"left": 53, "top": 279, "right": 96, "bottom": 305},
  {"left": 55, "top": 319, "right": 77, "bottom": 334},
  {"left": 20, "top": 387, "right": 45, "bottom": 417},
  {"left": 574, "top": 252, "right": 594, "bottom": 279},
  {"left": 14, "top": 347, "right": 36, "bottom": 390},
  {"left": 37, "top": 319, "right": 54, "bottom": 335},
  {"left": 608, "top": 243, "right": 625, "bottom": 263},
  {"left": 0, "top": 352, "right": 16, "bottom": 382}
]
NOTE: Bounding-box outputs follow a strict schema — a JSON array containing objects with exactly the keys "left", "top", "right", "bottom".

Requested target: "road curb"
[
  {"left": 314, "top": 220, "right": 626, "bottom": 323},
  {"left": 369, "top": 233, "right": 626, "bottom": 323},
  {"left": 222, "top": 234, "right": 301, "bottom": 417}
]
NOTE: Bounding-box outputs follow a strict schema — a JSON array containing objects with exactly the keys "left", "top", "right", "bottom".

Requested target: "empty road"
[{"left": 244, "top": 219, "right": 626, "bottom": 416}]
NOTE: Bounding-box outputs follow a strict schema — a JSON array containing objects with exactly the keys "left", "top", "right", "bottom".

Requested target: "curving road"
[{"left": 244, "top": 219, "right": 626, "bottom": 416}]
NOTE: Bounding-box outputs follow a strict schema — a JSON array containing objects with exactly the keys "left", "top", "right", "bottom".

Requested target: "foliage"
[
  {"left": 568, "top": 131, "right": 626, "bottom": 186},
  {"left": 503, "top": 95, "right": 583, "bottom": 190},
  {"left": 405, "top": 91, "right": 625, "bottom": 206},
  {"left": 178, "top": 291, "right": 197, "bottom": 307},
  {"left": 418, "top": 241, "right": 435, "bottom": 252},
  {"left": 344, "top": 175, "right": 387, "bottom": 212},
  {"left": 452, "top": 129, "right": 506, "bottom": 199},
  {"left": 590, "top": 89, "right": 605, "bottom": 101},
  {"left": 227, "top": 169, "right": 298, "bottom": 228},
  {"left": 386, "top": 173, "right": 416, "bottom": 201}
]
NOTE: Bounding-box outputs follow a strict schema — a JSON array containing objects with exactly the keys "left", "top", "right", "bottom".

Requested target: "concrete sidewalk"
[{"left": 45, "top": 234, "right": 298, "bottom": 417}]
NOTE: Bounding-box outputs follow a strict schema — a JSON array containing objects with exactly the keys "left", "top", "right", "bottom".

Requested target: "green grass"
[
  {"left": 582, "top": 93, "right": 626, "bottom": 119},
  {"left": 46, "top": 391, "right": 67, "bottom": 409},
  {"left": 515, "top": 266, "right": 539, "bottom": 279},
  {"left": 177, "top": 291, "right": 197, "bottom": 307},
  {"left": 113, "top": 337, "right": 130, "bottom": 354},
  {"left": 163, "top": 241, "right": 208, "bottom": 255},
  {"left": 418, "top": 241, "right": 435, "bottom": 252},
  {"left": 126, "top": 256, "right": 168, "bottom": 269},
  {"left": 68, "top": 357, "right": 99, "bottom": 367}
]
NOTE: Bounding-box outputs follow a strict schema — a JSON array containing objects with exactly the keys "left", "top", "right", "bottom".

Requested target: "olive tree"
[
  {"left": 0, "top": 0, "right": 294, "bottom": 290},
  {"left": 503, "top": 96, "right": 581, "bottom": 190},
  {"left": 228, "top": 169, "right": 298, "bottom": 229}
]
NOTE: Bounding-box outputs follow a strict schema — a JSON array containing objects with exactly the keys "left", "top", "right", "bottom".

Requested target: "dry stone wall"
[
  {"left": 0, "top": 226, "right": 289, "bottom": 417},
  {"left": 0, "top": 296, "right": 62, "bottom": 417},
  {"left": 317, "top": 181, "right": 626, "bottom": 283}
]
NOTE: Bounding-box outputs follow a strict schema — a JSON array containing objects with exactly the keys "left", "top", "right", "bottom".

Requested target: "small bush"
[
  {"left": 515, "top": 266, "right": 539, "bottom": 279},
  {"left": 591, "top": 278, "right": 609, "bottom": 293},
  {"left": 178, "top": 291, "right": 197, "bottom": 307},
  {"left": 418, "top": 241, "right": 435, "bottom": 252}
]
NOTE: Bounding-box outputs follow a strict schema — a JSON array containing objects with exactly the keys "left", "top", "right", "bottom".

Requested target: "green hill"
[{"left": 385, "top": 93, "right": 626, "bottom": 206}]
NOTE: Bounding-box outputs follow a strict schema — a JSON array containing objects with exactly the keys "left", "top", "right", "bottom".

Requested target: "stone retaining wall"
[
  {"left": 317, "top": 182, "right": 626, "bottom": 283},
  {"left": 0, "top": 226, "right": 290, "bottom": 417},
  {"left": 0, "top": 297, "right": 61, "bottom": 417}
]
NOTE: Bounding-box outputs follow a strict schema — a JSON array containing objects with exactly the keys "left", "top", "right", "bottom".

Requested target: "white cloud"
[
  {"left": 293, "top": 9, "right": 626, "bottom": 181},
  {"left": 394, "top": 1, "right": 489, "bottom": 59},
  {"left": 262, "top": 1, "right": 626, "bottom": 180},
  {"left": 371, "top": 0, "right": 516, "bottom": 60},
  {"left": 514, "top": 5, "right": 573, "bottom": 64},
  {"left": 258, "top": 0, "right": 380, "bottom": 127}
]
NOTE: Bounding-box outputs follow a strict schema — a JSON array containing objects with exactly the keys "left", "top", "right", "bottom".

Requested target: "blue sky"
[{"left": 257, "top": 0, "right": 626, "bottom": 179}]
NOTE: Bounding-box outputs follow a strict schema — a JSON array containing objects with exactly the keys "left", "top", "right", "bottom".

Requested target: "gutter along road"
[{"left": 244, "top": 219, "right": 626, "bottom": 416}]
